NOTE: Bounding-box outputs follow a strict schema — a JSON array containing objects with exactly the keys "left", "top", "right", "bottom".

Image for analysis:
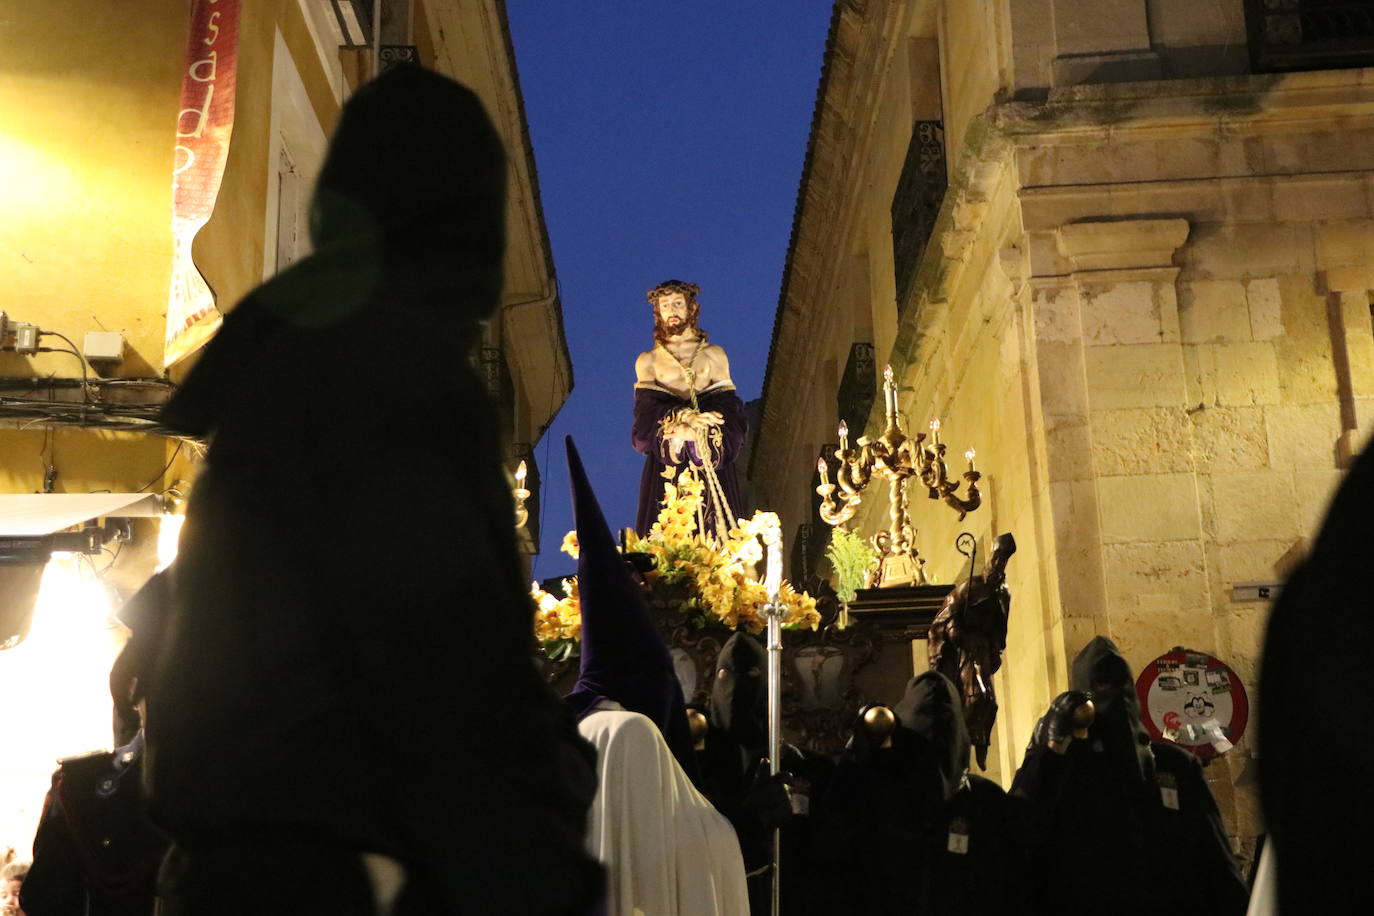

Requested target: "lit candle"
[
  {"left": 765, "top": 538, "right": 782, "bottom": 599},
  {"left": 930, "top": 418, "right": 941, "bottom": 446},
  {"left": 515, "top": 461, "right": 527, "bottom": 484},
  {"left": 817, "top": 456, "right": 831, "bottom": 487},
  {"left": 965, "top": 448, "right": 976, "bottom": 473},
  {"left": 838, "top": 420, "right": 849, "bottom": 451}
]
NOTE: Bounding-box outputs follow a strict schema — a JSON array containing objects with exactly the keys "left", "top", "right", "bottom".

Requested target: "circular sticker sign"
[{"left": 1135, "top": 648, "right": 1249, "bottom": 761}]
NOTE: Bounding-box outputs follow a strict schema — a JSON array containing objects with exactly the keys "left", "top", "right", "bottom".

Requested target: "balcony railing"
[
  {"left": 1246, "top": 0, "right": 1374, "bottom": 72},
  {"left": 891, "top": 119, "right": 946, "bottom": 313}
]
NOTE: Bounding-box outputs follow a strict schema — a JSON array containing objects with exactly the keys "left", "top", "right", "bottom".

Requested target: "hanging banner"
[{"left": 165, "top": 0, "right": 242, "bottom": 367}]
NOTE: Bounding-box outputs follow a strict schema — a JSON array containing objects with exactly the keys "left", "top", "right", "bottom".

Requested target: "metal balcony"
[{"left": 1246, "top": 0, "right": 1374, "bottom": 72}]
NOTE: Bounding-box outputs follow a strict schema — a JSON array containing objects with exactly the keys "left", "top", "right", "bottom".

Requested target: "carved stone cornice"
[{"left": 1056, "top": 218, "right": 1190, "bottom": 272}]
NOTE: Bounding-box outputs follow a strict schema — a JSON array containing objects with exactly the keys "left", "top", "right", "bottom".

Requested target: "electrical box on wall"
[{"left": 82, "top": 331, "right": 124, "bottom": 363}]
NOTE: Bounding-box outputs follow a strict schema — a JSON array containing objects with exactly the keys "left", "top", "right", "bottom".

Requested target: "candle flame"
[
  {"left": 883, "top": 364, "right": 893, "bottom": 382},
  {"left": 930, "top": 418, "right": 941, "bottom": 432},
  {"left": 965, "top": 448, "right": 975, "bottom": 461},
  {"left": 838, "top": 420, "right": 848, "bottom": 438},
  {"left": 515, "top": 461, "right": 527, "bottom": 483},
  {"left": 817, "top": 457, "right": 827, "bottom": 473}
]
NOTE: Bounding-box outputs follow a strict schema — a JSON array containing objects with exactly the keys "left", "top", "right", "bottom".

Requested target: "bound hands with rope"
[{"left": 662, "top": 408, "right": 725, "bottom": 464}]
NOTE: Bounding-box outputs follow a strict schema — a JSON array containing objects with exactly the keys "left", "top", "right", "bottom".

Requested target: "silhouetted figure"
[
  {"left": 21, "top": 577, "right": 167, "bottom": 916},
  {"left": 1260, "top": 441, "right": 1374, "bottom": 915},
  {"left": 695, "top": 632, "right": 832, "bottom": 915},
  {"left": 563, "top": 437, "right": 745, "bottom": 915},
  {"left": 148, "top": 66, "right": 599, "bottom": 915},
  {"left": 1012, "top": 637, "right": 1246, "bottom": 915}
]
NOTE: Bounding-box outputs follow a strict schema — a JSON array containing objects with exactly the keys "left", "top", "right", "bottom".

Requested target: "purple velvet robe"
[{"left": 632, "top": 381, "right": 748, "bottom": 536}]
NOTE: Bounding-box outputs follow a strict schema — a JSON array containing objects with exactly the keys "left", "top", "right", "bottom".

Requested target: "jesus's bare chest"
[{"left": 653, "top": 343, "right": 715, "bottom": 393}]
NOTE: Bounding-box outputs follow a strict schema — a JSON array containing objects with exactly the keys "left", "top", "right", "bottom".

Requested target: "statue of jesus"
[{"left": 632, "top": 280, "right": 748, "bottom": 542}]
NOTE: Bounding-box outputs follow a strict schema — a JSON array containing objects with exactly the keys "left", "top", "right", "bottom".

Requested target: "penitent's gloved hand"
[
  {"left": 744, "top": 765, "right": 796, "bottom": 830},
  {"left": 1028, "top": 690, "right": 1095, "bottom": 754}
]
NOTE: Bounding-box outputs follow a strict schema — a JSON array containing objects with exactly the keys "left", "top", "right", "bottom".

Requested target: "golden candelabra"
[{"left": 816, "top": 365, "right": 981, "bottom": 587}]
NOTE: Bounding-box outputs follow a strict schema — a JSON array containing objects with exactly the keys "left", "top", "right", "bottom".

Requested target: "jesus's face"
[{"left": 654, "top": 292, "right": 690, "bottom": 335}]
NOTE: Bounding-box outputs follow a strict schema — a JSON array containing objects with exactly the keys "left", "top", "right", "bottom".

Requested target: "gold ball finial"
[
  {"left": 861, "top": 705, "right": 897, "bottom": 747},
  {"left": 687, "top": 708, "right": 709, "bottom": 749},
  {"left": 1071, "top": 698, "right": 1096, "bottom": 739}
]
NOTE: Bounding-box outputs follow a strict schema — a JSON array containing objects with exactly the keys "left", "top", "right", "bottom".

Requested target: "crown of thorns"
[{"left": 646, "top": 280, "right": 700, "bottom": 306}]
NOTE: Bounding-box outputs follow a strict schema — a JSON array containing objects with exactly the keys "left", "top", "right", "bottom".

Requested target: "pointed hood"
[
  {"left": 708, "top": 632, "right": 769, "bottom": 750},
  {"left": 893, "top": 671, "right": 970, "bottom": 801},
  {"left": 563, "top": 437, "right": 697, "bottom": 779},
  {"left": 1070, "top": 636, "right": 1155, "bottom": 783}
]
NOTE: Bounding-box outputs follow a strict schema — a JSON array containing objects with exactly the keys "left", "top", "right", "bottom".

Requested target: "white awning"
[{"left": 0, "top": 493, "right": 164, "bottom": 536}]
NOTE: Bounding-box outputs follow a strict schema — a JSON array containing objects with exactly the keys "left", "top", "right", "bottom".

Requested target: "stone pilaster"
[{"left": 1030, "top": 218, "right": 1196, "bottom": 669}]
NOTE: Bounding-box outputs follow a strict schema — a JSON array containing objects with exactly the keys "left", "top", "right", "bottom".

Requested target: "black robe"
[{"left": 147, "top": 65, "right": 599, "bottom": 914}]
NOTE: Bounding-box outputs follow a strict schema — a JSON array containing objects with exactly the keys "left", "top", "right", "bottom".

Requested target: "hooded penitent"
[
  {"left": 893, "top": 670, "right": 971, "bottom": 802},
  {"left": 150, "top": 66, "right": 599, "bottom": 914},
  {"left": 1011, "top": 636, "right": 1247, "bottom": 915},
  {"left": 564, "top": 437, "right": 698, "bottom": 780},
  {"left": 816, "top": 672, "right": 1023, "bottom": 916},
  {"left": 1070, "top": 635, "right": 1155, "bottom": 783},
  {"left": 163, "top": 65, "right": 506, "bottom": 439},
  {"left": 709, "top": 631, "right": 769, "bottom": 751}
]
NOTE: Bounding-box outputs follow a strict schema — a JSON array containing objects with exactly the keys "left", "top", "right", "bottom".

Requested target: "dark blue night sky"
[{"left": 505, "top": 1, "right": 834, "bottom": 581}]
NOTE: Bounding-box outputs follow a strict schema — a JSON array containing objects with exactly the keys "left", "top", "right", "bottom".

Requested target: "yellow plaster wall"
[
  {"left": 0, "top": 1, "right": 183, "bottom": 504},
  {"left": 0, "top": 1, "right": 184, "bottom": 379}
]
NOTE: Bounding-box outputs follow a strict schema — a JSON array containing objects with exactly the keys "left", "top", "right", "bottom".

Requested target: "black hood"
[
  {"left": 1070, "top": 636, "right": 1155, "bottom": 783},
  {"left": 893, "top": 671, "right": 970, "bottom": 801},
  {"left": 164, "top": 65, "right": 506, "bottom": 437},
  {"left": 269, "top": 63, "right": 506, "bottom": 325},
  {"left": 709, "top": 632, "right": 768, "bottom": 749}
]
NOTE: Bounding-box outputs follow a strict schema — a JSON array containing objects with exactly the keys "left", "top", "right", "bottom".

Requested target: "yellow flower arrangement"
[
  {"left": 533, "top": 466, "right": 820, "bottom": 655},
  {"left": 531, "top": 577, "right": 581, "bottom": 660}
]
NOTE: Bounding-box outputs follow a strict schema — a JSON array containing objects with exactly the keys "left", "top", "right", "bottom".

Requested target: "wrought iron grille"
[
  {"left": 791, "top": 521, "right": 830, "bottom": 583},
  {"left": 890, "top": 119, "right": 946, "bottom": 312},
  {"left": 479, "top": 346, "right": 515, "bottom": 443},
  {"left": 836, "top": 342, "right": 877, "bottom": 436},
  {"left": 380, "top": 45, "right": 420, "bottom": 71},
  {"left": 1246, "top": 0, "right": 1374, "bottom": 72}
]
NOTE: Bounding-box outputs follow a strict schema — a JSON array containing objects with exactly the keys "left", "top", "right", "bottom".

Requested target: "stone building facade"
[{"left": 753, "top": 0, "right": 1374, "bottom": 863}]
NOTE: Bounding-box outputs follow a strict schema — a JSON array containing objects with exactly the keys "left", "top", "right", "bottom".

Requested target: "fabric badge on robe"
[
  {"left": 947, "top": 815, "right": 971, "bottom": 854},
  {"left": 1158, "top": 771, "right": 1180, "bottom": 810}
]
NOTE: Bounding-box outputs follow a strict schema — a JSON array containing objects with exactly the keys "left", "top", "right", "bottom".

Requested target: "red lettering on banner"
[{"left": 166, "top": 0, "right": 241, "bottom": 366}]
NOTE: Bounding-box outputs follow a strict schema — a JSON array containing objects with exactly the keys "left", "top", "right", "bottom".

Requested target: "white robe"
[{"left": 578, "top": 704, "right": 749, "bottom": 916}]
